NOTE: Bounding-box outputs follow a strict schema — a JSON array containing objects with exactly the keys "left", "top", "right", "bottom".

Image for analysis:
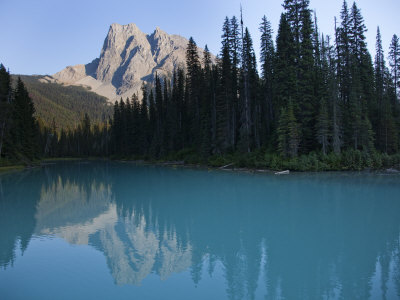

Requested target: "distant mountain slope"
[
  {"left": 52, "top": 23, "right": 214, "bottom": 102},
  {"left": 15, "top": 75, "right": 112, "bottom": 129}
]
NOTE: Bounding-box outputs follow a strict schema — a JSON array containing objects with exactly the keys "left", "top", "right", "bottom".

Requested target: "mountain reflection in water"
[{"left": 0, "top": 161, "right": 399, "bottom": 299}]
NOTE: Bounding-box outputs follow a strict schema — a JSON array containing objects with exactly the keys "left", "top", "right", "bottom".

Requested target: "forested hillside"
[{"left": 14, "top": 75, "right": 112, "bottom": 129}]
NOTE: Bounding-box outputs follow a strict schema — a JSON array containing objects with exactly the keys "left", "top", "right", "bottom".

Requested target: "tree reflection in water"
[{"left": 1, "top": 161, "right": 399, "bottom": 299}]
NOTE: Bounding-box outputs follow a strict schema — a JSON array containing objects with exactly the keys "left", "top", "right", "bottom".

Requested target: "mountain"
[
  {"left": 52, "top": 23, "right": 213, "bottom": 102},
  {"left": 15, "top": 75, "right": 112, "bottom": 129}
]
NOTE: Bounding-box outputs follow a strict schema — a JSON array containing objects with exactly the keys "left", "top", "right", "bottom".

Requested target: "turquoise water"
[{"left": 0, "top": 161, "right": 399, "bottom": 300}]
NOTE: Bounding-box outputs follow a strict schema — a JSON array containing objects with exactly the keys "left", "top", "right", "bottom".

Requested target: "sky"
[{"left": 1, "top": 0, "right": 399, "bottom": 75}]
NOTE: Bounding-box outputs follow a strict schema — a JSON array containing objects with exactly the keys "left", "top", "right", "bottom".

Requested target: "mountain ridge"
[{"left": 52, "top": 23, "right": 213, "bottom": 102}]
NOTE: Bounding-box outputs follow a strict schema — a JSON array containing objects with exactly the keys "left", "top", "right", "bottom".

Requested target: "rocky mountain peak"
[{"left": 52, "top": 23, "right": 214, "bottom": 102}]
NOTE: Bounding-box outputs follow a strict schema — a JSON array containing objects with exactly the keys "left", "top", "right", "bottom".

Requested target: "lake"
[{"left": 0, "top": 161, "right": 399, "bottom": 300}]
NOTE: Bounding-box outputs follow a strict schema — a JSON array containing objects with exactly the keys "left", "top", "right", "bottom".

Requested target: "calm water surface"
[{"left": 0, "top": 161, "right": 399, "bottom": 300}]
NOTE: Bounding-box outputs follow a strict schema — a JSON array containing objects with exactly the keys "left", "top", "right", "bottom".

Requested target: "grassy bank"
[
  {"left": 34, "top": 150, "right": 400, "bottom": 172},
  {"left": 0, "top": 159, "right": 27, "bottom": 173},
  {"left": 0, "top": 165, "right": 25, "bottom": 173},
  {"left": 143, "top": 149, "right": 400, "bottom": 172}
]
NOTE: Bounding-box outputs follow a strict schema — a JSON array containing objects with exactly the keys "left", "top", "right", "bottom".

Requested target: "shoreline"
[
  {"left": 0, "top": 165, "right": 25, "bottom": 173},
  {"left": 2, "top": 156, "right": 399, "bottom": 175},
  {"left": 111, "top": 158, "right": 400, "bottom": 175}
]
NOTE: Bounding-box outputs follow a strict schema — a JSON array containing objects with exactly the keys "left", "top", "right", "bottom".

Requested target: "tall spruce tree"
[
  {"left": 298, "top": 3, "right": 317, "bottom": 152},
  {"left": 350, "top": 2, "right": 375, "bottom": 152},
  {"left": 217, "top": 21, "right": 233, "bottom": 152},
  {"left": 336, "top": 0, "right": 351, "bottom": 106},
  {"left": 259, "top": 15, "right": 275, "bottom": 142},
  {"left": 152, "top": 74, "right": 164, "bottom": 157},
  {"left": 148, "top": 89, "right": 158, "bottom": 157},
  {"left": 0, "top": 64, "right": 12, "bottom": 159},
  {"left": 238, "top": 28, "right": 258, "bottom": 152},
  {"left": 186, "top": 37, "right": 202, "bottom": 147},
  {"left": 274, "top": 13, "right": 297, "bottom": 124},
  {"left": 230, "top": 16, "right": 241, "bottom": 147},
  {"left": 167, "top": 72, "right": 179, "bottom": 153},
  {"left": 175, "top": 68, "right": 186, "bottom": 150},
  {"left": 139, "top": 83, "right": 149, "bottom": 155},
  {"left": 200, "top": 45, "right": 214, "bottom": 157},
  {"left": 283, "top": 0, "right": 309, "bottom": 61},
  {"left": 375, "top": 27, "right": 386, "bottom": 150},
  {"left": 11, "top": 78, "right": 38, "bottom": 159},
  {"left": 111, "top": 100, "right": 120, "bottom": 155},
  {"left": 389, "top": 34, "right": 400, "bottom": 101},
  {"left": 219, "top": 16, "right": 240, "bottom": 149}
]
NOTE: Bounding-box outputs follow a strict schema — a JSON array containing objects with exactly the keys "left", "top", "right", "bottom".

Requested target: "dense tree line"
[
  {"left": 2, "top": 0, "right": 400, "bottom": 170},
  {"left": 101, "top": 0, "right": 400, "bottom": 164},
  {"left": 0, "top": 65, "right": 39, "bottom": 163}
]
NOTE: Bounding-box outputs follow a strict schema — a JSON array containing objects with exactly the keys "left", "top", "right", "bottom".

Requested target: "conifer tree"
[
  {"left": 230, "top": 16, "right": 241, "bottom": 147},
  {"left": 336, "top": 1, "right": 351, "bottom": 106},
  {"left": 382, "top": 70, "right": 399, "bottom": 153},
  {"left": 349, "top": 2, "right": 368, "bottom": 60},
  {"left": 219, "top": 18, "right": 236, "bottom": 149},
  {"left": 131, "top": 93, "right": 141, "bottom": 155},
  {"left": 148, "top": 89, "right": 157, "bottom": 157},
  {"left": 259, "top": 15, "right": 275, "bottom": 140},
  {"left": 125, "top": 97, "right": 134, "bottom": 154},
  {"left": 216, "top": 32, "right": 232, "bottom": 152},
  {"left": 238, "top": 28, "right": 258, "bottom": 152},
  {"left": 221, "top": 17, "right": 231, "bottom": 53},
  {"left": 275, "top": 13, "right": 297, "bottom": 122},
  {"left": 11, "top": 78, "right": 38, "bottom": 159},
  {"left": 162, "top": 79, "right": 170, "bottom": 153},
  {"left": 283, "top": 0, "right": 309, "bottom": 61},
  {"left": 151, "top": 75, "right": 164, "bottom": 157},
  {"left": 118, "top": 98, "right": 127, "bottom": 155},
  {"left": 200, "top": 46, "right": 213, "bottom": 157},
  {"left": 139, "top": 83, "right": 149, "bottom": 155},
  {"left": 375, "top": 27, "right": 386, "bottom": 150},
  {"left": 230, "top": 16, "right": 241, "bottom": 69},
  {"left": 175, "top": 68, "right": 186, "bottom": 150},
  {"left": 0, "top": 64, "right": 11, "bottom": 159},
  {"left": 298, "top": 3, "right": 317, "bottom": 152},
  {"left": 111, "top": 100, "right": 121, "bottom": 155},
  {"left": 238, "top": 9, "right": 251, "bottom": 153},
  {"left": 350, "top": 2, "right": 375, "bottom": 151},
  {"left": 186, "top": 37, "right": 202, "bottom": 147},
  {"left": 389, "top": 34, "right": 400, "bottom": 101}
]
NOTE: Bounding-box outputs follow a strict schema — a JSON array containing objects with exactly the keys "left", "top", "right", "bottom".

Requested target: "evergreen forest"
[
  {"left": 2, "top": 0, "right": 400, "bottom": 171},
  {"left": 16, "top": 75, "right": 112, "bottom": 129}
]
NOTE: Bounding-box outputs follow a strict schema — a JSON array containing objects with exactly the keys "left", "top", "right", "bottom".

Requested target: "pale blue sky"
[{"left": 1, "top": 0, "right": 399, "bottom": 75}]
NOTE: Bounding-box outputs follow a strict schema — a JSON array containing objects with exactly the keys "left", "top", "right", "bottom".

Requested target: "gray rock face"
[{"left": 53, "top": 23, "right": 212, "bottom": 102}]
